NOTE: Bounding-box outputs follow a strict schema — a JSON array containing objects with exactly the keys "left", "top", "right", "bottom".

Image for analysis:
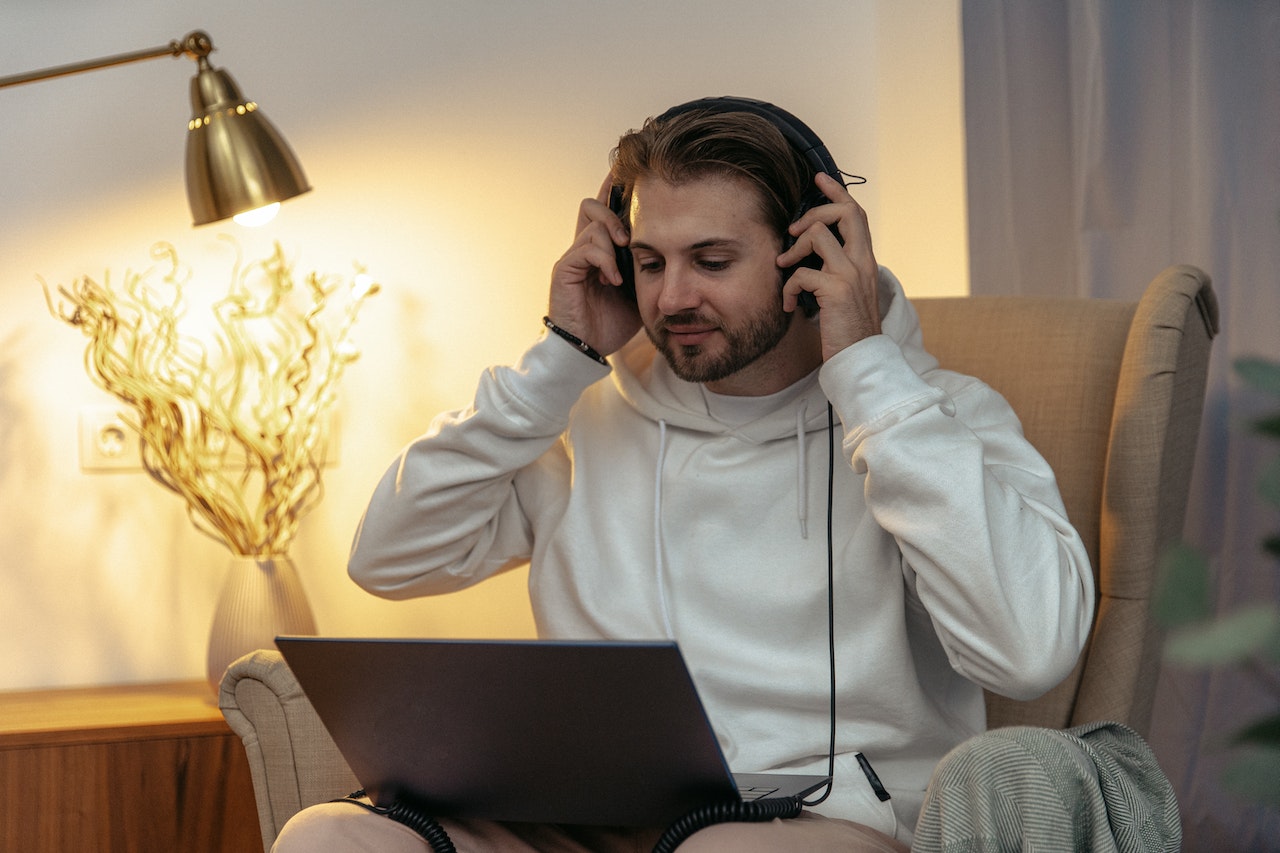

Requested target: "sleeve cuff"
[{"left": 819, "top": 335, "right": 951, "bottom": 447}]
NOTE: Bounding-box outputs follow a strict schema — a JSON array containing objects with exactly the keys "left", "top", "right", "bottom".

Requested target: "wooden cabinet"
[{"left": 0, "top": 680, "right": 261, "bottom": 852}]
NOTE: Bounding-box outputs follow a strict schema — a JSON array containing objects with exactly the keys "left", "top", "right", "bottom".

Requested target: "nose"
[{"left": 654, "top": 263, "right": 701, "bottom": 315}]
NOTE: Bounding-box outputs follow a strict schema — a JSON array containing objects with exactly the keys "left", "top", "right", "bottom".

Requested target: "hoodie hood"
[
  {"left": 609, "top": 266, "right": 936, "bottom": 438},
  {"left": 605, "top": 266, "right": 937, "bottom": 553}
]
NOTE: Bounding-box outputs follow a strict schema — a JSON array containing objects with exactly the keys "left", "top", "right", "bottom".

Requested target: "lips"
[
  {"left": 659, "top": 315, "right": 718, "bottom": 347},
  {"left": 667, "top": 327, "right": 717, "bottom": 346}
]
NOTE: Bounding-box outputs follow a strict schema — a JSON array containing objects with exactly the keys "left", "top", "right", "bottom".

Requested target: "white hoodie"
[{"left": 348, "top": 269, "right": 1095, "bottom": 841}]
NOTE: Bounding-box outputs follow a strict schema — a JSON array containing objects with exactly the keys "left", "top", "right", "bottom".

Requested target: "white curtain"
[{"left": 962, "top": 1, "right": 1280, "bottom": 848}]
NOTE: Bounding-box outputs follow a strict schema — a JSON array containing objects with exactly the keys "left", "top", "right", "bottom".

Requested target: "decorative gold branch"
[{"left": 45, "top": 242, "right": 379, "bottom": 557}]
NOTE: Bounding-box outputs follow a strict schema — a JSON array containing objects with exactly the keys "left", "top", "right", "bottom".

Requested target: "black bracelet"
[{"left": 542, "top": 316, "right": 608, "bottom": 366}]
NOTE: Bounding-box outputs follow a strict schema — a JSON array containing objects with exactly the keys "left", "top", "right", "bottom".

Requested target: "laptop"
[{"left": 275, "top": 636, "right": 831, "bottom": 827}]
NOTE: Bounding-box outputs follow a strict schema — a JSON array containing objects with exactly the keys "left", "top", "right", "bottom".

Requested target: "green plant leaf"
[
  {"left": 1260, "top": 456, "right": 1280, "bottom": 508},
  {"left": 1263, "top": 616, "right": 1280, "bottom": 663},
  {"left": 1253, "top": 413, "right": 1280, "bottom": 440},
  {"left": 1222, "top": 745, "right": 1280, "bottom": 805},
  {"left": 1233, "top": 713, "right": 1280, "bottom": 748},
  {"left": 1153, "top": 543, "right": 1212, "bottom": 627},
  {"left": 1164, "top": 604, "right": 1280, "bottom": 666},
  {"left": 1236, "top": 357, "right": 1280, "bottom": 397}
]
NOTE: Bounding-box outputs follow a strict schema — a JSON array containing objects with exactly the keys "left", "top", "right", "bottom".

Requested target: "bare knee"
[
  {"left": 674, "top": 814, "right": 906, "bottom": 853},
  {"left": 272, "top": 801, "right": 429, "bottom": 853}
]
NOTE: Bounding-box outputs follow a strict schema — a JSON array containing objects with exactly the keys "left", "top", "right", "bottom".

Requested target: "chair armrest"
[{"left": 219, "top": 649, "right": 359, "bottom": 852}]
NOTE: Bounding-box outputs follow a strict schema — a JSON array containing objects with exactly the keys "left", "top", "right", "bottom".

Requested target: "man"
[{"left": 274, "top": 99, "right": 1094, "bottom": 851}]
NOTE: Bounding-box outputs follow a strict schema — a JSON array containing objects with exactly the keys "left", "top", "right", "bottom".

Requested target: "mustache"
[{"left": 654, "top": 312, "right": 716, "bottom": 334}]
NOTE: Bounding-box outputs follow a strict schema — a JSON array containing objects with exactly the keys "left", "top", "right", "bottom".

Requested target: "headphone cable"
[{"left": 802, "top": 402, "right": 838, "bottom": 807}]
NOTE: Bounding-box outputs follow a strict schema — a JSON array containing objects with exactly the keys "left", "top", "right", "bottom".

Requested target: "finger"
[
  {"left": 595, "top": 173, "right": 615, "bottom": 204},
  {"left": 586, "top": 219, "right": 633, "bottom": 286},
  {"left": 789, "top": 197, "right": 861, "bottom": 238},
  {"left": 575, "top": 195, "right": 607, "bottom": 235},
  {"left": 568, "top": 230, "right": 622, "bottom": 287},
  {"left": 814, "top": 170, "right": 853, "bottom": 202},
  {"left": 786, "top": 174, "right": 856, "bottom": 234},
  {"left": 780, "top": 266, "right": 854, "bottom": 315},
  {"left": 575, "top": 196, "right": 630, "bottom": 247},
  {"left": 790, "top": 174, "right": 869, "bottom": 240},
  {"left": 790, "top": 208, "right": 872, "bottom": 270},
  {"left": 777, "top": 222, "right": 853, "bottom": 271},
  {"left": 780, "top": 270, "right": 807, "bottom": 314},
  {"left": 555, "top": 245, "right": 620, "bottom": 291}
]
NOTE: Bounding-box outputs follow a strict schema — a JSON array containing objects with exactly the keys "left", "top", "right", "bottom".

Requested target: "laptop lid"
[{"left": 274, "top": 637, "right": 829, "bottom": 827}]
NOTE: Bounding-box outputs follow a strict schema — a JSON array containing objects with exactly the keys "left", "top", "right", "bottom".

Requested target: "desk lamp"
[{"left": 1, "top": 30, "right": 310, "bottom": 226}]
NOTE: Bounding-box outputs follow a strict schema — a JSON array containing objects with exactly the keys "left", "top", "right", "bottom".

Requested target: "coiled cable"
[
  {"left": 651, "top": 796, "right": 804, "bottom": 853},
  {"left": 331, "top": 790, "right": 457, "bottom": 853}
]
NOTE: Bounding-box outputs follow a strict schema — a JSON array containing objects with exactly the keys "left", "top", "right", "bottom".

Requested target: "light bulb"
[{"left": 232, "top": 202, "right": 281, "bottom": 227}]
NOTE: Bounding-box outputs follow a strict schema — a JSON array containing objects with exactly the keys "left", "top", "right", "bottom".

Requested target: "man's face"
[{"left": 628, "top": 174, "right": 794, "bottom": 393}]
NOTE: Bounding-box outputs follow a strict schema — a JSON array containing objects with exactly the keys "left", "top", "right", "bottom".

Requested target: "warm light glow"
[
  {"left": 45, "top": 243, "right": 378, "bottom": 558},
  {"left": 352, "top": 272, "right": 379, "bottom": 299},
  {"left": 233, "top": 202, "right": 281, "bottom": 227}
]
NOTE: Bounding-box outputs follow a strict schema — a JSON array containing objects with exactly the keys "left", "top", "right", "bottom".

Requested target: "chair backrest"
[{"left": 912, "top": 265, "right": 1217, "bottom": 736}]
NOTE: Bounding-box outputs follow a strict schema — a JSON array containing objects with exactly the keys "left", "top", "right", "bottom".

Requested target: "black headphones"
[{"left": 610, "top": 96, "right": 857, "bottom": 311}]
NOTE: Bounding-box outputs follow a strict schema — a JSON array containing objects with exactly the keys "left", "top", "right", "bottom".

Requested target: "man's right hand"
[{"left": 546, "top": 177, "right": 642, "bottom": 357}]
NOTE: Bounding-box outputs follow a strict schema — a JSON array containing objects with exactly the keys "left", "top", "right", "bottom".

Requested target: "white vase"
[{"left": 206, "top": 554, "right": 317, "bottom": 691}]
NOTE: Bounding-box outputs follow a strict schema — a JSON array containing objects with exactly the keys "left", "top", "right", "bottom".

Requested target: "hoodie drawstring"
[
  {"left": 651, "top": 403, "right": 813, "bottom": 635},
  {"left": 653, "top": 419, "right": 675, "bottom": 637},
  {"left": 796, "top": 404, "right": 810, "bottom": 539}
]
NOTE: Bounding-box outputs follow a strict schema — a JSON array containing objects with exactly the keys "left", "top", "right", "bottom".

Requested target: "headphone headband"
[
  {"left": 612, "top": 97, "right": 853, "bottom": 313},
  {"left": 654, "top": 96, "right": 842, "bottom": 182}
]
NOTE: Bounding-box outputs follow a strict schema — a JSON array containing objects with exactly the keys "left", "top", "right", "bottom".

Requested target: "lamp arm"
[
  {"left": 1, "top": 28, "right": 309, "bottom": 226},
  {"left": 0, "top": 30, "right": 213, "bottom": 89}
]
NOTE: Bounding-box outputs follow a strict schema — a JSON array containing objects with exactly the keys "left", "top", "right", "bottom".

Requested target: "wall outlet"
[
  {"left": 77, "top": 405, "right": 341, "bottom": 473},
  {"left": 79, "top": 406, "right": 143, "bottom": 472}
]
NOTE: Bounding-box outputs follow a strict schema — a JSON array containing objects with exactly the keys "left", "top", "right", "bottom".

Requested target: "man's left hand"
[{"left": 777, "top": 171, "right": 882, "bottom": 361}]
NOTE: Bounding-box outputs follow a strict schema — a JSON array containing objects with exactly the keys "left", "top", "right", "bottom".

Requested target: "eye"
[
  {"left": 698, "top": 258, "right": 731, "bottom": 272},
  {"left": 636, "top": 256, "right": 664, "bottom": 274}
]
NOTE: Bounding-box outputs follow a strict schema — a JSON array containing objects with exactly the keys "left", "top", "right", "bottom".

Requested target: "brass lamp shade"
[
  {"left": 186, "top": 58, "right": 310, "bottom": 226},
  {"left": 1, "top": 30, "right": 310, "bottom": 228}
]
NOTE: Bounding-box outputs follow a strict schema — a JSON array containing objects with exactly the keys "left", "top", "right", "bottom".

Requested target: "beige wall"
[
  {"left": 0, "top": 0, "right": 967, "bottom": 689},
  {"left": 874, "top": 1, "right": 970, "bottom": 297}
]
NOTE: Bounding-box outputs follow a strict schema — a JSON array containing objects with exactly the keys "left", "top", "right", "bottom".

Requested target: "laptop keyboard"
[{"left": 737, "top": 785, "right": 780, "bottom": 801}]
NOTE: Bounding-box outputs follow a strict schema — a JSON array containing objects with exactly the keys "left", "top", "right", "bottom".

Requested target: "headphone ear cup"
[
  {"left": 617, "top": 244, "right": 636, "bottom": 301},
  {"left": 608, "top": 184, "right": 637, "bottom": 301},
  {"left": 781, "top": 187, "right": 840, "bottom": 315}
]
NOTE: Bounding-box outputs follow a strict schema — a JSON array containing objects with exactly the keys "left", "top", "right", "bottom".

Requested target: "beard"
[{"left": 646, "top": 297, "right": 793, "bottom": 385}]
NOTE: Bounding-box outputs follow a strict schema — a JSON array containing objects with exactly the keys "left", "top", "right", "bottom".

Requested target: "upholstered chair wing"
[
  {"left": 913, "top": 264, "right": 1217, "bottom": 735},
  {"left": 220, "top": 649, "right": 359, "bottom": 853}
]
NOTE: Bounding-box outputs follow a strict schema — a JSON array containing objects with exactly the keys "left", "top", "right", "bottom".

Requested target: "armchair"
[{"left": 221, "top": 264, "right": 1218, "bottom": 851}]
